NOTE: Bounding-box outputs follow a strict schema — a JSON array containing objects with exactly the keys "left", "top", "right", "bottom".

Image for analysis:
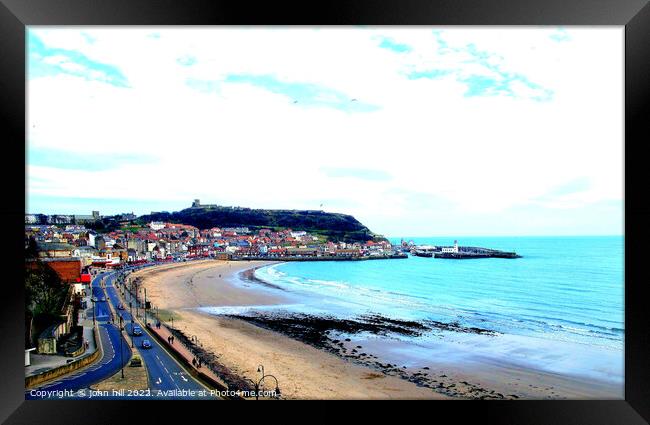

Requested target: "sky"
[{"left": 26, "top": 27, "right": 624, "bottom": 237}]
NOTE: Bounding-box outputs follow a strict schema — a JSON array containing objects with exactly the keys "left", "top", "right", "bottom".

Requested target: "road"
[
  {"left": 105, "top": 271, "right": 211, "bottom": 399},
  {"left": 26, "top": 266, "right": 215, "bottom": 400},
  {"left": 26, "top": 272, "right": 131, "bottom": 399}
]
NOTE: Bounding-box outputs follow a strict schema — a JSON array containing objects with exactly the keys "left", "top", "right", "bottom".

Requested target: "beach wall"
[
  {"left": 232, "top": 255, "right": 407, "bottom": 262},
  {"left": 25, "top": 324, "right": 102, "bottom": 389},
  {"left": 145, "top": 324, "right": 242, "bottom": 400}
]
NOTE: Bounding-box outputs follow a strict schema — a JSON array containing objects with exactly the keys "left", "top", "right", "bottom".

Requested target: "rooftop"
[{"left": 36, "top": 242, "right": 76, "bottom": 251}]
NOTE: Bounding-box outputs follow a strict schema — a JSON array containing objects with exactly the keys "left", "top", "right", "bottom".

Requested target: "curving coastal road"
[
  {"left": 26, "top": 266, "right": 215, "bottom": 400},
  {"left": 104, "top": 271, "right": 211, "bottom": 398}
]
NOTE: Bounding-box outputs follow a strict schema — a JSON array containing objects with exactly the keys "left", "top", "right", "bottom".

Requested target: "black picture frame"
[{"left": 1, "top": 0, "right": 648, "bottom": 423}]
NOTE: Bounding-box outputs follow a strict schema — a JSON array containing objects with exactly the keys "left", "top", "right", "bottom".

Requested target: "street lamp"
[
  {"left": 129, "top": 302, "right": 134, "bottom": 348},
  {"left": 259, "top": 373, "right": 280, "bottom": 400},
  {"left": 243, "top": 364, "right": 281, "bottom": 400},
  {"left": 136, "top": 289, "right": 140, "bottom": 319},
  {"left": 144, "top": 287, "right": 148, "bottom": 326},
  {"left": 119, "top": 315, "right": 125, "bottom": 378},
  {"left": 90, "top": 297, "right": 96, "bottom": 325}
]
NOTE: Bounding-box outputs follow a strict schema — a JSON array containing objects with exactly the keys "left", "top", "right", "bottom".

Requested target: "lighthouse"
[{"left": 453, "top": 240, "right": 459, "bottom": 253}]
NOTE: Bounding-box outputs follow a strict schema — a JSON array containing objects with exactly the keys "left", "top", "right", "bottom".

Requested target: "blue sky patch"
[
  {"left": 460, "top": 75, "right": 509, "bottom": 97},
  {"left": 409, "top": 34, "right": 554, "bottom": 102},
  {"left": 432, "top": 30, "right": 456, "bottom": 55},
  {"left": 28, "top": 32, "right": 129, "bottom": 87},
  {"left": 378, "top": 37, "right": 412, "bottom": 53},
  {"left": 550, "top": 28, "right": 571, "bottom": 42},
  {"left": 461, "top": 43, "right": 553, "bottom": 101},
  {"left": 186, "top": 78, "right": 220, "bottom": 93},
  {"left": 407, "top": 69, "right": 453, "bottom": 80},
  {"left": 459, "top": 72, "right": 553, "bottom": 101},
  {"left": 26, "top": 195, "right": 188, "bottom": 216},
  {"left": 224, "top": 74, "right": 380, "bottom": 112},
  {"left": 321, "top": 167, "right": 392, "bottom": 181},
  {"left": 80, "top": 32, "right": 96, "bottom": 44},
  {"left": 28, "top": 147, "right": 155, "bottom": 171},
  {"left": 541, "top": 177, "right": 592, "bottom": 199},
  {"left": 177, "top": 55, "right": 197, "bottom": 66}
]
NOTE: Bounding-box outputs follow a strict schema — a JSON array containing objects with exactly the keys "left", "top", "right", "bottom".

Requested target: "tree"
[
  {"left": 25, "top": 236, "right": 39, "bottom": 259},
  {"left": 87, "top": 220, "right": 106, "bottom": 232},
  {"left": 25, "top": 260, "right": 69, "bottom": 347}
]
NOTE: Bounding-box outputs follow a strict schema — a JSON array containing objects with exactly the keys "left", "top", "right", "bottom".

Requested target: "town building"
[
  {"left": 36, "top": 242, "right": 77, "bottom": 258},
  {"left": 149, "top": 221, "right": 166, "bottom": 231},
  {"left": 441, "top": 240, "right": 460, "bottom": 253}
]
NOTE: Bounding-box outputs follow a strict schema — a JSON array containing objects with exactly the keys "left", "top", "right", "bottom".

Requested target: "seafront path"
[
  {"left": 102, "top": 269, "right": 215, "bottom": 399},
  {"left": 143, "top": 316, "right": 231, "bottom": 393},
  {"left": 116, "top": 264, "right": 252, "bottom": 399}
]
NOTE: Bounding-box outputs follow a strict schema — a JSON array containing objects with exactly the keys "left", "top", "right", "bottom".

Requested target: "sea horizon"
[{"left": 386, "top": 234, "right": 624, "bottom": 239}]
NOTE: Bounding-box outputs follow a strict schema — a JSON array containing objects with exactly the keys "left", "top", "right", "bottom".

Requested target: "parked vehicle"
[{"left": 130, "top": 355, "right": 142, "bottom": 367}]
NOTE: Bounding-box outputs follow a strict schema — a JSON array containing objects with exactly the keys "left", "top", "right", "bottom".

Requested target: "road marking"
[
  {"left": 106, "top": 269, "right": 213, "bottom": 394},
  {"left": 169, "top": 374, "right": 180, "bottom": 391}
]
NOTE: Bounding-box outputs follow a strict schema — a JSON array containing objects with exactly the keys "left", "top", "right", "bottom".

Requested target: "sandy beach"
[
  {"left": 133, "top": 260, "right": 622, "bottom": 400},
  {"left": 135, "top": 260, "right": 446, "bottom": 399}
]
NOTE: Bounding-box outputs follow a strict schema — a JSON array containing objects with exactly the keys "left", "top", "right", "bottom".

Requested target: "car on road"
[
  {"left": 100, "top": 296, "right": 106, "bottom": 302},
  {"left": 130, "top": 355, "right": 142, "bottom": 367},
  {"left": 132, "top": 326, "right": 143, "bottom": 336},
  {"left": 141, "top": 339, "right": 152, "bottom": 349}
]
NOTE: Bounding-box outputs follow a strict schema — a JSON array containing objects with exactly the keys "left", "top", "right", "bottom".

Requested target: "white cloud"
[{"left": 27, "top": 27, "right": 624, "bottom": 235}]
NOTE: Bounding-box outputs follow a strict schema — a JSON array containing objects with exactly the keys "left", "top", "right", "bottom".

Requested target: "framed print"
[{"left": 1, "top": 0, "right": 649, "bottom": 423}]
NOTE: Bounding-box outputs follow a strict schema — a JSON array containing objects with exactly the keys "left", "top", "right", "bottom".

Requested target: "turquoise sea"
[{"left": 246, "top": 236, "right": 624, "bottom": 384}]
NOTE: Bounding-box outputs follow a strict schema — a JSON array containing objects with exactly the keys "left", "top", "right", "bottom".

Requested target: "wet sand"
[{"left": 133, "top": 260, "right": 622, "bottom": 400}]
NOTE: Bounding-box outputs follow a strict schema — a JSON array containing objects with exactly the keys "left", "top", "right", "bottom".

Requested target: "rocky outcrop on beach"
[
  {"left": 227, "top": 312, "right": 497, "bottom": 344},
  {"left": 221, "top": 312, "right": 514, "bottom": 399}
]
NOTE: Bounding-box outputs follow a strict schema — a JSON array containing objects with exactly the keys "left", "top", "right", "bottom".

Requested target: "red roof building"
[{"left": 27, "top": 258, "right": 82, "bottom": 284}]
